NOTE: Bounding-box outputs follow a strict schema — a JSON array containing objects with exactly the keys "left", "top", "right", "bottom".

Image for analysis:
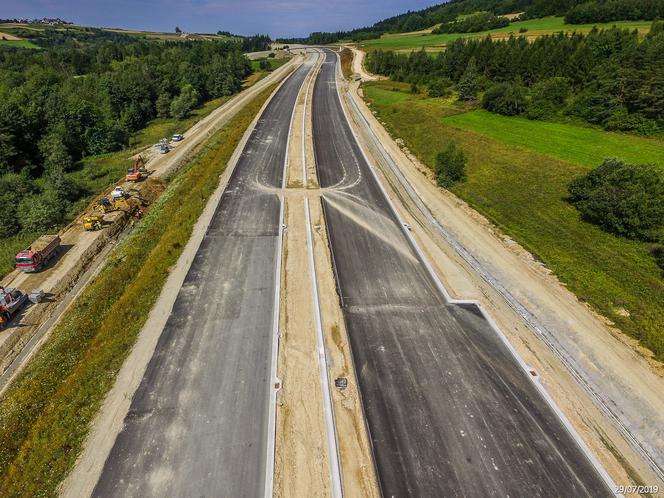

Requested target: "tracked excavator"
[{"left": 126, "top": 155, "right": 148, "bottom": 182}]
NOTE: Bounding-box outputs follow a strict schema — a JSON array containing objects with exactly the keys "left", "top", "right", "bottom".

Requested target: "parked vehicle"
[
  {"left": 15, "top": 235, "right": 61, "bottom": 272},
  {"left": 172, "top": 134, "right": 184, "bottom": 142},
  {"left": 111, "top": 186, "right": 126, "bottom": 200},
  {"left": 159, "top": 145, "right": 170, "bottom": 154}
]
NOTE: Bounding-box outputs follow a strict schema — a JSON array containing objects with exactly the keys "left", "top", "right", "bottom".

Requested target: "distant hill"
[
  {"left": 0, "top": 22, "right": 270, "bottom": 51},
  {"left": 278, "top": 0, "right": 663, "bottom": 44}
]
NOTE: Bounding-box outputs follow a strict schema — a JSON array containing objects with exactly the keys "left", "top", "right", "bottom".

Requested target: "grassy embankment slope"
[
  {"left": 340, "top": 48, "right": 354, "bottom": 79},
  {"left": 250, "top": 57, "right": 290, "bottom": 72},
  {"left": 360, "top": 16, "right": 653, "bottom": 51},
  {"left": 0, "top": 66, "right": 277, "bottom": 278},
  {"left": 364, "top": 80, "right": 664, "bottom": 359},
  {"left": 0, "top": 78, "right": 282, "bottom": 497}
]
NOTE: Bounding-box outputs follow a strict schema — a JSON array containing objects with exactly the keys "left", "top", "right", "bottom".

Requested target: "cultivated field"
[
  {"left": 363, "top": 80, "right": 664, "bottom": 359},
  {"left": 0, "top": 28, "right": 41, "bottom": 49},
  {"left": 360, "top": 16, "right": 653, "bottom": 51},
  {"left": 444, "top": 110, "right": 664, "bottom": 167}
]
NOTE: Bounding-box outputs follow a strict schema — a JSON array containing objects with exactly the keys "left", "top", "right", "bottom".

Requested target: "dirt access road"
[
  {"left": 0, "top": 57, "right": 299, "bottom": 392},
  {"left": 345, "top": 47, "right": 664, "bottom": 491}
]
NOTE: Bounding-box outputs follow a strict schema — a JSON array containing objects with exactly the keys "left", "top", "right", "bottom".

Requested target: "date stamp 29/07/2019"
[{"left": 615, "top": 485, "right": 659, "bottom": 495}]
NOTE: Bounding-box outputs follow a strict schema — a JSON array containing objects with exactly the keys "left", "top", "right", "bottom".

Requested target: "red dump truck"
[
  {"left": 15, "top": 234, "right": 61, "bottom": 273},
  {"left": 0, "top": 288, "right": 28, "bottom": 329}
]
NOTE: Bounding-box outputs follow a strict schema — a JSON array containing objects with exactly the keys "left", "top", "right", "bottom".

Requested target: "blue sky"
[{"left": 2, "top": 0, "right": 441, "bottom": 38}]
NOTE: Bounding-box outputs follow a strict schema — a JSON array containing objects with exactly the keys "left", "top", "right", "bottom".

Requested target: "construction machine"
[
  {"left": 95, "top": 192, "right": 144, "bottom": 218},
  {"left": 82, "top": 214, "right": 103, "bottom": 231},
  {"left": 126, "top": 155, "right": 147, "bottom": 182}
]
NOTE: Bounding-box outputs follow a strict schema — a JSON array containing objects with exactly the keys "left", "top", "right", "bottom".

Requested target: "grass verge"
[
  {"left": 0, "top": 81, "right": 280, "bottom": 497},
  {"left": 0, "top": 39, "right": 40, "bottom": 49},
  {"left": 340, "top": 48, "right": 353, "bottom": 79},
  {"left": 364, "top": 80, "right": 664, "bottom": 359},
  {"left": 360, "top": 16, "right": 653, "bottom": 51}
]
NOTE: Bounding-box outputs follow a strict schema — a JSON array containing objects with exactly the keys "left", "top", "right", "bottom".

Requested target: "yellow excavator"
[
  {"left": 95, "top": 190, "right": 132, "bottom": 214},
  {"left": 82, "top": 214, "right": 103, "bottom": 231}
]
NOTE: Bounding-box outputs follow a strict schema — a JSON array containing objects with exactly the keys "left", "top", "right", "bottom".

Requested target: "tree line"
[
  {"left": 366, "top": 22, "right": 664, "bottom": 135},
  {"left": 279, "top": 0, "right": 661, "bottom": 46},
  {"left": 565, "top": 0, "right": 664, "bottom": 24},
  {"left": 0, "top": 39, "right": 252, "bottom": 238},
  {"left": 432, "top": 12, "right": 510, "bottom": 34}
]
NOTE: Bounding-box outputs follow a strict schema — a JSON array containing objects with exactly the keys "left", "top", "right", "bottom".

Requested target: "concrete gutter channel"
[
  {"left": 340, "top": 50, "right": 664, "bottom": 487},
  {"left": 0, "top": 57, "right": 299, "bottom": 398}
]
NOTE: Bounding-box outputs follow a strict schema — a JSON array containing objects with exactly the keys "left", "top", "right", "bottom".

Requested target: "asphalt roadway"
[
  {"left": 92, "top": 59, "right": 312, "bottom": 498},
  {"left": 312, "top": 49, "right": 613, "bottom": 497}
]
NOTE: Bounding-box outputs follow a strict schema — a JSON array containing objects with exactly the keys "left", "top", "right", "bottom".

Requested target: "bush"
[
  {"left": 568, "top": 158, "right": 664, "bottom": 241},
  {"left": 526, "top": 77, "right": 570, "bottom": 120},
  {"left": 435, "top": 142, "right": 466, "bottom": 188},
  {"left": 482, "top": 82, "right": 528, "bottom": 116},
  {"left": 18, "top": 191, "right": 66, "bottom": 233},
  {"left": 428, "top": 78, "right": 452, "bottom": 97},
  {"left": 651, "top": 245, "right": 664, "bottom": 274},
  {"left": 170, "top": 84, "right": 200, "bottom": 120},
  {"left": 603, "top": 108, "right": 661, "bottom": 135}
]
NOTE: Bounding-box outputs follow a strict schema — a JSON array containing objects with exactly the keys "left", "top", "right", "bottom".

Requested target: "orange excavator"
[{"left": 126, "top": 155, "right": 147, "bottom": 182}]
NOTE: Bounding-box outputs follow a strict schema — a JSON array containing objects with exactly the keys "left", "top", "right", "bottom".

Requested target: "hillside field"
[
  {"left": 363, "top": 80, "right": 664, "bottom": 359},
  {"left": 360, "top": 16, "right": 653, "bottom": 51}
]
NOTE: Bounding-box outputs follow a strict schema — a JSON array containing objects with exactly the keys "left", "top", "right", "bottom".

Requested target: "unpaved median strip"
[
  {"left": 274, "top": 50, "right": 335, "bottom": 498},
  {"left": 0, "top": 77, "right": 290, "bottom": 498}
]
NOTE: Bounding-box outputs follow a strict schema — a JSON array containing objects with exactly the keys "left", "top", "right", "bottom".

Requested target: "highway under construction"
[
  {"left": 57, "top": 47, "right": 619, "bottom": 498},
  {"left": 6, "top": 44, "right": 662, "bottom": 498}
]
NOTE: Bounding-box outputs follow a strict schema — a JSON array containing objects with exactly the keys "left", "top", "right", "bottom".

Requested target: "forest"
[
  {"left": 366, "top": 22, "right": 664, "bottom": 135},
  {"left": 0, "top": 38, "right": 252, "bottom": 238}
]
